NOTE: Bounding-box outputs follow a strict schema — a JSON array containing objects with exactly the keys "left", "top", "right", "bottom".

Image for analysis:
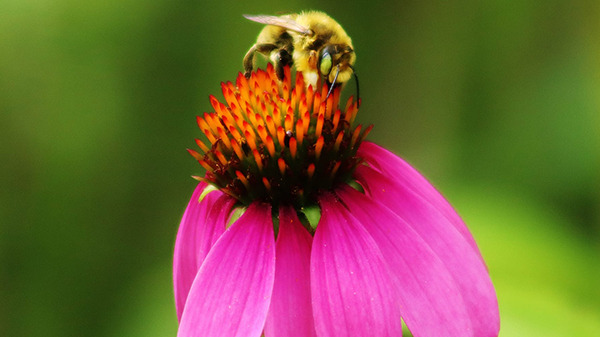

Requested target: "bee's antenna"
[
  {"left": 325, "top": 64, "right": 340, "bottom": 103},
  {"left": 349, "top": 65, "right": 360, "bottom": 108}
]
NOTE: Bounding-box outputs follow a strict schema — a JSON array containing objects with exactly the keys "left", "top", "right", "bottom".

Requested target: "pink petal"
[
  {"left": 311, "top": 194, "right": 402, "bottom": 336},
  {"left": 173, "top": 183, "right": 229, "bottom": 321},
  {"left": 177, "top": 194, "right": 237, "bottom": 318},
  {"left": 177, "top": 202, "right": 276, "bottom": 337},
  {"left": 338, "top": 185, "right": 472, "bottom": 336},
  {"left": 264, "top": 205, "right": 316, "bottom": 337},
  {"left": 354, "top": 166, "right": 500, "bottom": 336},
  {"left": 358, "top": 141, "right": 484, "bottom": 262}
]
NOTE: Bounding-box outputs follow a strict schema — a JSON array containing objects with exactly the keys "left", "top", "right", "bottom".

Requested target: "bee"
[{"left": 243, "top": 11, "right": 359, "bottom": 102}]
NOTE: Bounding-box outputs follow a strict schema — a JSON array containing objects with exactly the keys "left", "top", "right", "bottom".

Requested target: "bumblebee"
[{"left": 243, "top": 11, "right": 358, "bottom": 99}]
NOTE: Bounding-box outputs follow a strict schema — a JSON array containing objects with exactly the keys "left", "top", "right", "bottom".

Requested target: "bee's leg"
[
  {"left": 243, "top": 43, "right": 278, "bottom": 78},
  {"left": 274, "top": 49, "right": 293, "bottom": 81}
]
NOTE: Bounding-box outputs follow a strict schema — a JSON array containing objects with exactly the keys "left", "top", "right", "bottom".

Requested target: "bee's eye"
[{"left": 320, "top": 51, "right": 332, "bottom": 76}]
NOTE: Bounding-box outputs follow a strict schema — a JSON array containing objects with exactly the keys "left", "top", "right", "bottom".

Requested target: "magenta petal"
[
  {"left": 355, "top": 166, "right": 500, "bottom": 336},
  {"left": 175, "top": 193, "right": 237, "bottom": 318},
  {"left": 311, "top": 194, "right": 402, "bottom": 336},
  {"left": 338, "top": 185, "right": 473, "bottom": 336},
  {"left": 177, "top": 202, "right": 276, "bottom": 337},
  {"left": 358, "top": 141, "right": 484, "bottom": 261},
  {"left": 264, "top": 206, "right": 316, "bottom": 337},
  {"left": 198, "top": 194, "right": 238, "bottom": 258},
  {"left": 173, "top": 183, "right": 228, "bottom": 321}
]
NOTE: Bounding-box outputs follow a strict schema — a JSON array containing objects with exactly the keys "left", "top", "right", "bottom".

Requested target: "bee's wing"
[{"left": 243, "top": 14, "right": 312, "bottom": 35}]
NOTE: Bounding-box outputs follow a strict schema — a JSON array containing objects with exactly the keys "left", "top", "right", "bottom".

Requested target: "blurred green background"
[{"left": 1, "top": 0, "right": 599, "bottom": 336}]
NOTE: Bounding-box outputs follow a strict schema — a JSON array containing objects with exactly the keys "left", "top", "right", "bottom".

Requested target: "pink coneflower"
[{"left": 173, "top": 65, "right": 499, "bottom": 336}]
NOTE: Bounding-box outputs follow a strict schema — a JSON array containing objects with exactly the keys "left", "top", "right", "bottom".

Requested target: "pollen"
[{"left": 190, "top": 64, "right": 370, "bottom": 207}]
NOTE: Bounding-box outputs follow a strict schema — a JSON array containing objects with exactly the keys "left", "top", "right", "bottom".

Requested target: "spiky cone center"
[{"left": 190, "top": 64, "right": 371, "bottom": 209}]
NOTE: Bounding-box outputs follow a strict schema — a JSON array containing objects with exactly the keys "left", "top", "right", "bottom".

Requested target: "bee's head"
[
  {"left": 318, "top": 44, "right": 360, "bottom": 107},
  {"left": 318, "top": 44, "right": 355, "bottom": 84}
]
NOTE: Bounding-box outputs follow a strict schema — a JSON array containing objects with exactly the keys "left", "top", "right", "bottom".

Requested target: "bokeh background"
[{"left": 1, "top": 0, "right": 599, "bottom": 336}]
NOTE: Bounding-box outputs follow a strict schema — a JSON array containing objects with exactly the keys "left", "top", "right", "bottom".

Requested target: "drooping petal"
[
  {"left": 357, "top": 141, "right": 484, "bottom": 262},
  {"left": 338, "top": 185, "right": 473, "bottom": 336},
  {"left": 178, "top": 202, "right": 276, "bottom": 337},
  {"left": 354, "top": 166, "right": 500, "bottom": 336},
  {"left": 264, "top": 205, "right": 316, "bottom": 337},
  {"left": 177, "top": 193, "right": 238, "bottom": 318},
  {"left": 173, "top": 183, "right": 228, "bottom": 320},
  {"left": 311, "top": 194, "right": 402, "bottom": 337}
]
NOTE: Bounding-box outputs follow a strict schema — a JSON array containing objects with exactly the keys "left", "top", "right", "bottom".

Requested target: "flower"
[{"left": 173, "top": 64, "right": 500, "bottom": 336}]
